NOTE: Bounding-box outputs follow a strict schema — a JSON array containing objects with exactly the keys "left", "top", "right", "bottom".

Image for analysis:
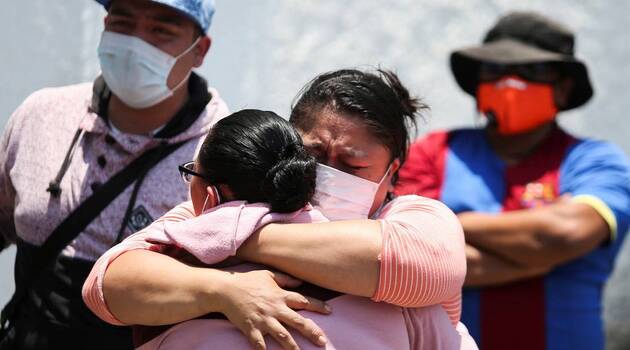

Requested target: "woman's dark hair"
[
  {"left": 197, "top": 109, "right": 316, "bottom": 213},
  {"left": 290, "top": 68, "right": 428, "bottom": 185}
]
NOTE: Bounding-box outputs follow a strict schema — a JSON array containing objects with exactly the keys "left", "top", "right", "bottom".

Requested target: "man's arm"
[
  {"left": 465, "top": 244, "right": 550, "bottom": 287},
  {"left": 460, "top": 199, "right": 609, "bottom": 269}
]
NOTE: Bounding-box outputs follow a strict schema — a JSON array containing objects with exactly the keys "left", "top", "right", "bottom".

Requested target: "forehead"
[
  {"left": 109, "top": 0, "right": 194, "bottom": 26},
  {"left": 298, "top": 109, "right": 389, "bottom": 156}
]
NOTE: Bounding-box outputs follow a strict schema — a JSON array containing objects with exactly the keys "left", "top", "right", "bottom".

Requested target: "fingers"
[
  {"left": 264, "top": 317, "right": 301, "bottom": 350},
  {"left": 271, "top": 271, "right": 303, "bottom": 288},
  {"left": 285, "top": 293, "right": 331, "bottom": 315},
  {"left": 278, "top": 309, "right": 328, "bottom": 348},
  {"left": 237, "top": 315, "right": 304, "bottom": 350},
  {"left": 245, "top": 326, "right": 267, "bottom": 350}
]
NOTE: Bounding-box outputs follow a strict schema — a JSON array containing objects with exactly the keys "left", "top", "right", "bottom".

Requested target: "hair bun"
[
  {"left": 278, "top": 142, "right": 300, "bottom": 160},
  {"left": 262, "top": 150, "right": 317, "bottom": 213}
]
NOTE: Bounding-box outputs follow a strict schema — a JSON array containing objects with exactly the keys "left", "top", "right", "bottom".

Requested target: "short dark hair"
[
  {"left": 290, "top": 68, "right": 427, "bottom": 185},
  {"left": 198, "top": 109, "right": 316, "bottom": 213},
  {"left": 192, "top": 25, "right": 204, "bottom": 41}
]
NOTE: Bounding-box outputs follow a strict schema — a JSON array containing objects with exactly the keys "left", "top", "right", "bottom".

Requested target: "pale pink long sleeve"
[{"left": 372, "top": 195, "right": 466, "bottom": 325}]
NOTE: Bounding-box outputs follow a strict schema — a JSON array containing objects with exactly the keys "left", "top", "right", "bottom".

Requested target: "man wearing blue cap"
[{"left": 0, "top": 0, "right": 228, "bottom": 348}]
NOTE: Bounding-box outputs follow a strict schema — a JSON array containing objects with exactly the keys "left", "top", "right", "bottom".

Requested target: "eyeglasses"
[
  {"left": 178, "top": 161, "right": 208, "bottom": 183},
  {"left": 479, "top": 63, "right": 561, "bottom": 83}
]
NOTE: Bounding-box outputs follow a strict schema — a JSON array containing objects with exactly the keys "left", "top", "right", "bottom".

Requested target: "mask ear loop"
[
  {"left": 201, "top": 185, "right": 222, "bottom": 213},
  {"left": 201, "top": 194, "right": 210, "bottom": 213},
  {"left": 370, "top": 163, "right": 395, "bottom": 219},
  {"left": 377, "top": 163, "right": 393, "bottom": 186},
  {"left": 211, "top": 185, "right": 222, "bottom": 206}
]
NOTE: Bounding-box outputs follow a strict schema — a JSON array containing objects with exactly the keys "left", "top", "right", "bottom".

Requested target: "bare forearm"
[
  {"left": 465, "top": 245, "right": 549, "bottom": 287},
  {"left": 238, "top": 220, "right": 382, "bottom": 297},
  {"left": 461, "top": 202, "right": 609, "bottom": 267},
  {"left": 103, "top": 249, "right": 227, "bottom": 325},
  {"left": 462, "top": 210, "right": 547, "bottom": 266}
]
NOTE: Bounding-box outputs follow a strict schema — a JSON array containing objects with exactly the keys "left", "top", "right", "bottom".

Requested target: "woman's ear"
[
  {"left": 390, "top": 158, "right": 401, "bottom": 175},
  {"left": 388, "top": 158, "right": 401, "bottom": 191},
  {"left": 205, "top": 185, "right": 220, "bottom": 208}
]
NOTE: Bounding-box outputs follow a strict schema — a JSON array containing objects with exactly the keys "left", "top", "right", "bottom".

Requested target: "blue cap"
[{"left": 96, "top": 0, "right": 215, "bottom": 33}]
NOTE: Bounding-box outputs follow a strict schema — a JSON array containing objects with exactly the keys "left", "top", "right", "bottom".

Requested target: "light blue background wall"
[{"left": 1, "top": 1, "right": 628, "bottom": 348}]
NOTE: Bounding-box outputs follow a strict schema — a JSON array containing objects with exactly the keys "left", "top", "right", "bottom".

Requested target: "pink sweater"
[{"left": 83, "top": 195, "right": 474, "bottom": 349}]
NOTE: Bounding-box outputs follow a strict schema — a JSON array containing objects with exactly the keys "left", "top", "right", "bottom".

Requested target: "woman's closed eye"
[{"left": 347, "top": 164, "right": 368, "bottom": 171}]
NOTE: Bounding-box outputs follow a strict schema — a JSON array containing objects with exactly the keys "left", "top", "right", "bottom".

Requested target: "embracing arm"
[
  {"left": 102, "top": 249, "right": 230, "bottom": 325},
  {"left": 83, "top": 202, "right": 330, "bottom": 349},
  {"left": 460, "top": 199, "right": 610, "bottom": 269},
  {"left": 238, "top": 196, "right": 467, "bottom": 308},
  {"left": 238, "top": 220, "right": 382, "bottom": 297},
  {"left": 101, "top": 249, "right": 329, "bottom": 349}
]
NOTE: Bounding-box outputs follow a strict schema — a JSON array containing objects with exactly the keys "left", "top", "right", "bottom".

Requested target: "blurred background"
[{"left": 1, "top": 0, "right": 628, "bottom": 348}]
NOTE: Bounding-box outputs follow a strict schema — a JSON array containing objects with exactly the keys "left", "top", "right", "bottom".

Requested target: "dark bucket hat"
[{"left": 450, "top": 11, "right": 593, "bottom": 110}]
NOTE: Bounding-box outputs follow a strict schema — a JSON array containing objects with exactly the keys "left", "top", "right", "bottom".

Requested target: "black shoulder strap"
[{"left": 0, "top": 140, "right": 186, "bottom": 332}]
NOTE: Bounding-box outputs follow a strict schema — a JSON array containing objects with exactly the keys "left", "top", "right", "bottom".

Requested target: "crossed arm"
[{"left": 462, "top": 199, "right": 611, "bottom": 287}]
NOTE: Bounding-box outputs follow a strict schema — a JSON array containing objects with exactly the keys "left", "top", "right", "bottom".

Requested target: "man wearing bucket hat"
[
  {"left": 0, "top": 0, "right": 231, "bottom": 348},
  {"left": 396, "top": 11, "right": 630, "bottom": 350}
]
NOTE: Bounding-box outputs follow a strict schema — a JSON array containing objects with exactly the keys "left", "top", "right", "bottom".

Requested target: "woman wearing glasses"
[{"left": 84, "top": 69, "right": 477, "bottom": 349}]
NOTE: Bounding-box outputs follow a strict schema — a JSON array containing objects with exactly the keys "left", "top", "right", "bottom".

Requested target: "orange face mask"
[{"left": 477, "top": 75, "right": 558, "bottom": 135}]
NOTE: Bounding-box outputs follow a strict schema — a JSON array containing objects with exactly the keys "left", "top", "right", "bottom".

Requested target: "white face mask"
[
  {"left": 312, "top": 163, "right": 391, "bottom": 221},
  {"left": 97, "top": 31, "right": 200, "bottom": 109}
]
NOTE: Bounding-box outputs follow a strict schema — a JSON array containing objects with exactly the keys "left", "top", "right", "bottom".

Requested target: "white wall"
[{"left": 1, "top": 0, "right": 628, "bottom": 348}]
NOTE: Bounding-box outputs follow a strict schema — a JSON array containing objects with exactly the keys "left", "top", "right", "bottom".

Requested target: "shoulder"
[
  {"left": 205, "top": 87, "right": 230, "bottom": 128},
  {"left": 406, "top": 130, "right": 451, "bottom": 165},
  {"left": 376, "top": 195, "right": 464, "bottom": 241},
  {"left": 20, "top": 83, "right": 93, "bottom": 109},
  {"left": 561, "top": 137, "right": 630, "bottom": 178},
  {"left": 169, "top": 86, "right": 230, "bottom": 144},
  {"left": 3, "top": 83, "right": 93, "bottom": 152},
  {"left": 410, "top": 130, "right": 449, "bottom": 150},
  {"left": 161, "top": 201, "right": 196, "bottom": 222},
  {"left": 207, "top": 87, "right": 229, "bottom": 115},
  {"left": 379, "top": 195, "right": 456, "bottom": 220},
  {"left": 9, "top": 82, "right": 93, "bottom": 128},
  {"left": 409, "top": 128, "right": 484, "bottom": 152},
  {"left": 566, "top": 138, "right": 628, "bottom": 162}
]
